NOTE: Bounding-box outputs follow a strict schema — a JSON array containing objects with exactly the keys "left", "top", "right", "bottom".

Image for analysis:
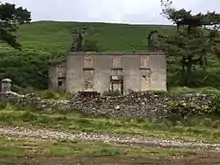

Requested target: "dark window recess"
[{"left": 58, "top": 81, "right": 63, "bottom": 86}]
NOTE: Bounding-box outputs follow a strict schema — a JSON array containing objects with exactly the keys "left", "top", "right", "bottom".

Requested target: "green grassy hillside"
[
  {"left": 13, "top": 21, "right": 173, "bottom": 52},
  {"left": 0, "top": 21, "right": 220, "bottom": 90}
]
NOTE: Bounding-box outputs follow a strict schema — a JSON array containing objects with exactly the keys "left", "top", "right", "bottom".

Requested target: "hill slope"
[
  {"left": 14, "top": 21, "right": 174, "bottom": 52},
  {"left": 0, "top": 21, "right": 220, "bottom": 90}
]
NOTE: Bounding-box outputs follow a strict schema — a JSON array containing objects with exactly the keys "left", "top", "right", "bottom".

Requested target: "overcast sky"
[{"left": 3, "top": 0, "right": 220, "bottom": 25}]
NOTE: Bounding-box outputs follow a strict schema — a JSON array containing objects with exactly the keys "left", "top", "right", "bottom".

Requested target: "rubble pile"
[{"left": 0, "top": 91, "right": 215, "bottom": 118}]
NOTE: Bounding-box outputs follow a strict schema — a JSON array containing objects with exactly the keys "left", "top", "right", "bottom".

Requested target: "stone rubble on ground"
[{"left": 0, "top": 91, "right": 214, "bottom": 118}]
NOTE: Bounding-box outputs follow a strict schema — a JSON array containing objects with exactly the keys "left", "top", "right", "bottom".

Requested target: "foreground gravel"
[{"left": 0, "top": 125, "right": 220, "bottom": 151}]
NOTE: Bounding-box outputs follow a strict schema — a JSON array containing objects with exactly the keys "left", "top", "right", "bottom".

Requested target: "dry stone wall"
[{"left": 0, "top": 91, "right": 216, "bottom": 118}]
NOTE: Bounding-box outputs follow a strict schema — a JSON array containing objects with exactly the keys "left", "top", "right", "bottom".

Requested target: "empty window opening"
[
  {"left": 140, "top": 55, "right": 150, "bottom": 69},
  {"left": 84, "top": 55, "right": 94, "bottom": 69},
  {"left": 83, "top": 69, "right": 94, "bottom": 91},
  {"left": 58, "top": 81, "right": 63, "bottom": 87},
  {"left": 112, "top": 55, "right": 122, "bottom": 69}
]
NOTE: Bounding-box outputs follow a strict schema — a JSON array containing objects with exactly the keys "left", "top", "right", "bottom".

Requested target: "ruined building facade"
[{"left": 49, "top": 51, "right": 167, "bottom": 95}]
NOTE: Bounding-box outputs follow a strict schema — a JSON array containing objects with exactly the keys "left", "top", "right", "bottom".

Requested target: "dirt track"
[
  {"left": 1, "top": 154, "right": 220, "bottom": 165},
  {"left": 1, "top": 125, "right": 220, "bottom": 164},
  {"left": 1, "top": 125, "right": 220, "bottom": 151}
]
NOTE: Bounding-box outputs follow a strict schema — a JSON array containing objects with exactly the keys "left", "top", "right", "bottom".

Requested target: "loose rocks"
[{"left": 0, "top": 91, "right": 215, "bottom": 118}]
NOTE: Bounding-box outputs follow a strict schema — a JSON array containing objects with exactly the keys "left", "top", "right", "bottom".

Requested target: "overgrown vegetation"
[
  {"left": 160, "top": 0, "right": 220, "bottom": 87},
  {"left": 36, "top": 89, "right": 73, "bottom": 100},
  {"left": 1, "top": 105, "right": 220, "bottom": 142},
  {"left": 0, "top": 2, "right": 31, "bottom": 49},
  {"left": 0, "top": 50, "right": 59, "bottom": 89},
  {"left": 103, "top": 90, "right": 122, "bottom": 96}
]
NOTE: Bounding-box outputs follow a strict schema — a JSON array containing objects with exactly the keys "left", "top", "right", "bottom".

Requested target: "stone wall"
[{"left": 0, "top": 91, "right": 216, "bottom": 118}]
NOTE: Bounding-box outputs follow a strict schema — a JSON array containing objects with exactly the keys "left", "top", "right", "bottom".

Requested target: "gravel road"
[{"left": 0, "top": 125, "right": 220, "bottom": 151}]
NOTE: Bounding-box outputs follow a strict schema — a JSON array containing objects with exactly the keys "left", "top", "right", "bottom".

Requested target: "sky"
[{"left": 2, "top": 0, "right": 220, "bottom": 25}]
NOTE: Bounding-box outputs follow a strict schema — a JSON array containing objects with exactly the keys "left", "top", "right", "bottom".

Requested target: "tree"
[
  {"left": 160, "top": 0, "right": 220, "bottom": 85},
  {"left": 0, "top": 2, "right": 31, "bottom": 49}
]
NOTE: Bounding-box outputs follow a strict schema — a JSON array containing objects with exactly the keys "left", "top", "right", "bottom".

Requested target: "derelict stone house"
[{"left": 48, "top": 51, "right": 167, "bottom": 95}]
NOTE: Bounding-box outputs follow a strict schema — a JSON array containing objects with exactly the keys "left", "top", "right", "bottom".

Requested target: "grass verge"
[
  {"left": 1, "top": 106, "right": 220, "bottom": 142},
  {"left": 0, "top": 137, "right": 196, "bottom": 158}
]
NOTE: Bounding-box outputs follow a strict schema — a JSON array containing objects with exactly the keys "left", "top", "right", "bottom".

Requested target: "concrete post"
[{"left": 1, "top": 78, "right": 12, "bottom": 92}]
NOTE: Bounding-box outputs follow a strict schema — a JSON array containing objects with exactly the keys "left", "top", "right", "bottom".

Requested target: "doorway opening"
[{"left": 110, "top": 75, "right": 124, "bottom": 95}]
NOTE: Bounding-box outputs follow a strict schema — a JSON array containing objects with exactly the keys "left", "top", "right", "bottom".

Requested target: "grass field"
[
  {"left": 0, "top": 136, "right": 201, "bottom": 165},
  {"left": 1, "top": 105, "right": 220, "bottom": 142},
  {"left": 13, "top": 21, "right": 174, "bottom": 52}
]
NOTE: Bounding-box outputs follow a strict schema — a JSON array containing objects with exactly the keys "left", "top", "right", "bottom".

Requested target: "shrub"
[
  {"left": 0, "top": 50, "right": 64, "bottom": 90},
  {"left": 38, "top": 90, "right": 73, "bottom": 100},
  {"left": 210, "top": 94, "right": 220, "bottom": 114},
  {"left": 0, "top": 101, "right": 7, "bottom": 110},
  {"left": 168, "top": 101, "right": 199, "bottom": 118},
  {"left": 84, "top": 39, "right": 101, "bottom": 52},
  {"left": 103, "top": 90, "right": 121, "bottom": 97}
]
